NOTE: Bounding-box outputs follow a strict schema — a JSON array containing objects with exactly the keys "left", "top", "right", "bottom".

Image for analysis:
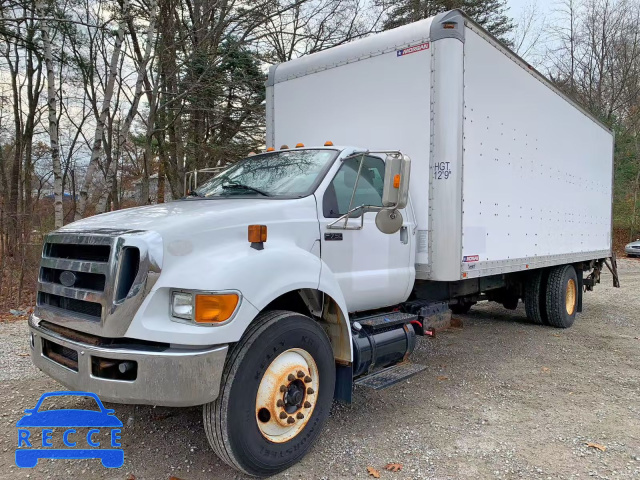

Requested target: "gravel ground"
[{"left": 0, "top": 259, "right": 638, "bottom": 480}]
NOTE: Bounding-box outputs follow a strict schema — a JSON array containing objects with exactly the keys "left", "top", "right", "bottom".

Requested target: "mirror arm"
[
  {"left": 343, "top": 153, "right": 366, "bottom": 228},
  {"left": 327, "top": 205, "right": 382, "bottom": 230}
]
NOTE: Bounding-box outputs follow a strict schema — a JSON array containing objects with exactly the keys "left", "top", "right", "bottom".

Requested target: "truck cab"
[{"left": 29, "top": 145, "right": 419, "bottom": 476}]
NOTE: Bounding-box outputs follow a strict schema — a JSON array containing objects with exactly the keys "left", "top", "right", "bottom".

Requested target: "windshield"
[{"left": 194, "top": 149, "right": 338, "bottom": 198}]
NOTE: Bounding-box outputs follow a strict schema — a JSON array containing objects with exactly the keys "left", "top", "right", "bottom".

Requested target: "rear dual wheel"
[
  {"left": 545, "top": 265, "right": 578, "bottom": 328},
  {"left": 203, "top": 310, "right": 335, "bottom": 477},
  {"left": 525, "top": 265, "right": 578, "bottom": 328}
]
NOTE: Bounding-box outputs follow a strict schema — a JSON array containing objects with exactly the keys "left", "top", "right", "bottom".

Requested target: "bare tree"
[
  {"left": 74, "top": 0, "right": 127, "bottom": 220},
  {"left": 37, "top": 0, "right": 63, "bottom": 227}
]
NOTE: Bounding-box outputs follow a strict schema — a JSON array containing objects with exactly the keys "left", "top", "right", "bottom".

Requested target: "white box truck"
[{"left": 28, "top": 10, "right": 617, "bottom": 477}]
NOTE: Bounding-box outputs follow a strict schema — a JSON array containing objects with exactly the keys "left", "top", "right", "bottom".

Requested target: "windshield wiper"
[{"left": 222, "top": 182, "right": 271, "bottom": 197}]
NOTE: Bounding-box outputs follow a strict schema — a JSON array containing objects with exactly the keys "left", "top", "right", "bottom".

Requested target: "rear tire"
[
  {"left": 449, "top": 300, "right": 474, "bottom": 314},
  {"left": 524, "top": 269, "right": 548, "bottom": 325},
  {"left": 545, "top": 265, "right": 579, "bottom": 328},
  {"left": 203, "top": 310, "right": 335, "bottom": 477},
  {"left": 502, "top": 296, "right": 519, "bottom": 310}
]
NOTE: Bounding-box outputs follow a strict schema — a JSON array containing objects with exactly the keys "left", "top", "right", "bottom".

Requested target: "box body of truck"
[{"left": 266, "top": 10, "right": 614, "bottom": 282}]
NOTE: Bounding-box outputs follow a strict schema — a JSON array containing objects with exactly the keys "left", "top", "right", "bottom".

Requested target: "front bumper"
[
  {"left": 625, "top": 247, "right": 640, "bottom": 256},
  {"left": 29, "top": 315, "right": 228, "bottom": 407}
]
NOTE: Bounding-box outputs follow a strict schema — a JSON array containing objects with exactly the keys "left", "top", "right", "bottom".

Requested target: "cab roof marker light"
[
  {"left": 280, "top": 145, "right": 289, "bottom": 150},
  {"left": 295, "top": 143, "right": 305, "bottom": 148},
  {"left": 324, "top": 141, "right": 334, "bottom": 146},
  {"left": 266, "top": 147, "right": 275, "bottom": 152}
]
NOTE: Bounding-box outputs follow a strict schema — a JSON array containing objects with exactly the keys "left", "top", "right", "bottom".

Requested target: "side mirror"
[{"left": 382, "top": 153, "right": 411, "bottom": 209}]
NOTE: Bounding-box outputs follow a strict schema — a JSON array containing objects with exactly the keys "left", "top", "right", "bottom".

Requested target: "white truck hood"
[{"left": 59, "top": 198, "right": 304, "bottom": 236}]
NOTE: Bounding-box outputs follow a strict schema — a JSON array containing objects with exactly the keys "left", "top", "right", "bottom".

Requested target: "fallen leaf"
[
  {"left": 437, "top": 375, "right": 449, "bottom": 381},
  {"left": 551, "top": 334, "right": 561, "bottom": 337},
  {"left": 16, "top": 353, "right": 29, "bottom": 357},
  {"left": 124, "top": 475, "right": 136, "bottom": 480},
  {"left": 450, "top": 318, "right": 464, "bottom": 328},
  {"left": 541, "top": 367, "right": 550, "bottom": 373},
  {"left": 385, "top": 462, "right": 403, "bottom": 472},
  {"left": 585, "top": 442, "right": 606, "bottom": 452},
  {"left": 367, "top": 466, "right": 381, "bottom": 478}
]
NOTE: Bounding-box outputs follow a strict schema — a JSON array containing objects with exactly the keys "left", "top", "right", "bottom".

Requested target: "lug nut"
[
  {"left": 276, "top": 399, "right": 284, "bottom": 407},
  {"left": 279, "top": 411, "right": 288, "bottom": 419},
  {"left": 297, "top": 370, "right": 305, "bottom": 378},
  {"left": 287, "top": 416, "right": 295, "bottom": 424},
  {"left": 307, "top": 387, "right": 314, "bottom": 395},
  {"left": 304, "top": 376, "right": 312, "bottom": 383},
  {"left": 279, "top": 385, "right": 286, "bottom": 392},
  {"left": 297, "top": 412, "right": 304, "bottom": 419},
  {"left": 288, "top": 373, "right": 295, "bottom": 382},
  {"left": 304, "top": 401, "right": 312, "bottom": 408}
]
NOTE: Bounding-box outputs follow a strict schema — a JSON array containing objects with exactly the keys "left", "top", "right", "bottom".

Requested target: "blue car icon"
[{"left": 16, "top": 391, "right": 123, "bottom": 468}]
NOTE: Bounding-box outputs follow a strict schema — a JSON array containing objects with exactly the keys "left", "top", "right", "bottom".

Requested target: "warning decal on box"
[
  {"left": 463, "top": 255, "right": 479, "bottom": 262},
  {"left": 397, "top": 42, "right": 430, "bottom": 57}
]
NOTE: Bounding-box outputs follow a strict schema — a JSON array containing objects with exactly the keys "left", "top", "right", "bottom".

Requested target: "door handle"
[{"left": 400, "top": 226, "right": 408, "bottom": 244}]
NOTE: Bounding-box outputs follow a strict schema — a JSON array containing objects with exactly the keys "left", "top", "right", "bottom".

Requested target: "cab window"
[{"left": 323, "top": 155, "right": 385, "bottom": 218}]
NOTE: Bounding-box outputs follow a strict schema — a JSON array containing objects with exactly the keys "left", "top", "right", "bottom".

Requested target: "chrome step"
[{"left": 354, "top": 362, "right": 427, "bottom": 390}]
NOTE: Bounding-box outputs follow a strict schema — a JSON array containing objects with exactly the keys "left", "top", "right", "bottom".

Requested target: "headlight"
[
  {"left": 171, "top": 291, "right": 240, "bottom": 324},
  {"left": 171, "top": 292, "right": 193, "bottom": 320}
]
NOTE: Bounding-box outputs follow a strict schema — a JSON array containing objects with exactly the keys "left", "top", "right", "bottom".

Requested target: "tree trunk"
[
  {"left": 75, "top": 2, "right": 127, "bottom": 220},
  {"left": 38, "top": 0, "right": 63, "bottom": 228},
  {"left": 96, "top": 0, "right": 157, "bottom": 214}
]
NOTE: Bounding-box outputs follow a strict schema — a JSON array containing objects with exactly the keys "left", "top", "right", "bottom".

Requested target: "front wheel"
[{"left": 203, "top": 310, "right": 335, "bottom": 477}]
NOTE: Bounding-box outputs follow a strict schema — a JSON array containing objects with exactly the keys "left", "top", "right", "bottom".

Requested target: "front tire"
[
  {"left": 545, "top": 265, "right": 579, "bottom": 328},
  {"left": 203, "top": 310, "right": 335, "bottom": 477}
]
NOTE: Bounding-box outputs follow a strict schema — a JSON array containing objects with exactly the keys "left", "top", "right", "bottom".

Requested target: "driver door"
[{"left": 317, "top": 155, "right": 414, "bottom": 312}]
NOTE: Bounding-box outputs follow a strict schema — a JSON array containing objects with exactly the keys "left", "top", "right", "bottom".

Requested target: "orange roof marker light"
[
  {"left": 295, "top": 143, "right": 305, "bottom": 148},
  {"left": 266, "top": 147, "right": 275, "bottom": 152},
  {"left": 248, "top": 152, "right": 256, "bottom": 156},
  {"left": 280, "top": 145, "right": 289, "bottom": 150},
  {"left": 324, "top": 141, "right": 334, "bottom": 146}
]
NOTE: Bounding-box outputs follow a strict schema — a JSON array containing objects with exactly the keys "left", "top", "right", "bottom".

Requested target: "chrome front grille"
[
  {"left": 35, "top": 230, "right": 162, "bottom": 337},
  {"left": 38, "top": 235, "right": 114, "bottom": 322}
]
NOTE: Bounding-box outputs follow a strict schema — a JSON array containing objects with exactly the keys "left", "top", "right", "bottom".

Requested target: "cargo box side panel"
[
  {"left": 461, "top": 27, "right": 613, "bottom": 278},
  {"left": 272, "top": 45, "right": 433, "bottom": 264}
]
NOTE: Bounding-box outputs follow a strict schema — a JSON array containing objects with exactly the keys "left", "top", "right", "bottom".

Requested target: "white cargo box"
[{"left": 266, "top": 10, "right": 614, "bottom": 282}]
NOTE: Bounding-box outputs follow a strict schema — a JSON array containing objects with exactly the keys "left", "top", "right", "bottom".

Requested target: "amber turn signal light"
[
  {"left": 195, "top": 294, "right": 239, "bottom": 323},
  {"left": 248, "top": 225, "right": 267, "bottom": 243},
  {"left": 393, "top": 174, "right": 401, "bottom": 188}
]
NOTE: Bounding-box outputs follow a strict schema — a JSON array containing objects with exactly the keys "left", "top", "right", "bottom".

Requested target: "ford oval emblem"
[{"left": 59, "top": 271, "right": 77, "bottom": 287}]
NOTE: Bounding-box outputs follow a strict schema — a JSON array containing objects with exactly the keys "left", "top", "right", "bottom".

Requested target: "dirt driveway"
[{"left": 0, "top": 260, "right": 638, "bottom": 479}]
